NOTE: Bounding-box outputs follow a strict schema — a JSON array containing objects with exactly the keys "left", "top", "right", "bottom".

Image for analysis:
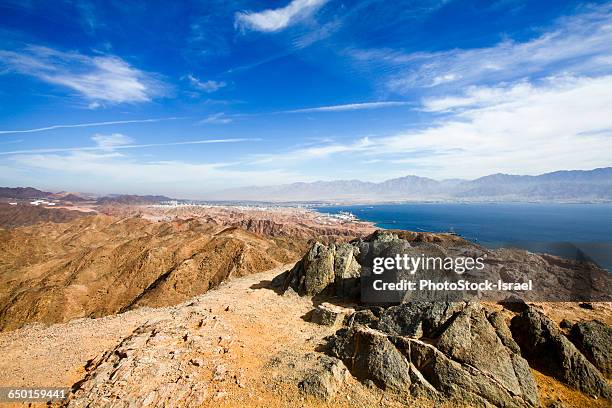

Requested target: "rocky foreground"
[{"left": 0, "top": 230, "right": 610, "bottom": 407}]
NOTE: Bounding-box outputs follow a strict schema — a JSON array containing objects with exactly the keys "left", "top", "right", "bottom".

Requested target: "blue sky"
[{"left": 1, "top": 0, "right": 611, "bottom": 198}]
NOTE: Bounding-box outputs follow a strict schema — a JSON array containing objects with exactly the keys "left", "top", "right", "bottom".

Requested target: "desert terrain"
[{"left": 0, "top": 200, "right": 609, "bottom": 408}]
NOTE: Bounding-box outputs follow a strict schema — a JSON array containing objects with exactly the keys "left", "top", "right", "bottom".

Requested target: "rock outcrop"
[
  {"left": 283, "top": 242, "right": 361, "bottom": 297},
  {"left": 329, "top": 302, "right": 540, "bottom": 407},
  {"left": 510, "top": 307, "right": 612, "bottom": 398},
  {"left": 569, "top": 320, "right": 612, "bottom": 377},
  {"left": 283, "top": 230, "right": 612, "bottom": 303},
  {"left": 329, "top": 325, "right": 413, "bottom": 393}
]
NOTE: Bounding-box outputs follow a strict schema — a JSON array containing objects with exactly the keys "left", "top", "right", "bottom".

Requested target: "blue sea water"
[{"left": 315, "top": 203, "right": 612, "bottom": 270}]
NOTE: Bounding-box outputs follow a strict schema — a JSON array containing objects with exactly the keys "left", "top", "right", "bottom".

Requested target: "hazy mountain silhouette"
[{"left": 212, "top": 168, "right": 612, "bottom": 202}]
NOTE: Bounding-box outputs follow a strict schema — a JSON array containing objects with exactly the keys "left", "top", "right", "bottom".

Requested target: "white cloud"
[
  {"left": 348, "top": 4, "right": 612, "bottom": 91},
  {"left": 192, "top": 101, "right": 410, "bottom": 124},
  {"left": 420, "top": 81, "right": 535, "bottom": 112},
  {"left": 186, "top": 74, "right": 226, "bottom": 93},
  {"left": 235, "top": 0, "right": 328, "bottom": 32},
  {"left": 251, "top": 75, "right": 612, "bottom": 179},
  {"left": 6, "top": 151, "right": 302, "bottom": 197},
  {"left": 252, "top": 137, "right": 373, "bottom": 164},
  {"left": 0, "top": 137, "right": 260, "bottom": 156},
  {"left": 0, "top": 117, "right": 183, "bottom": 135},
  {"left": 371, "top": 75, "right": 612, "bottom": 177},
  {"left": 0, "top": 45, "right": 167, "bottom": 103},
  {"left": 284, "top": 101, "right": 410, "bottom": 113},
  {"left": 199, "top": 113, "right": 232, "bottom": 124},
  {"left": 91, "top": 133, "right": 134, "bottom": 149}
]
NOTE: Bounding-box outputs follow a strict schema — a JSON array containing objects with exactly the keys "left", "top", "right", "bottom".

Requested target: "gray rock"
[
  {"left": 329, "top": 301, "right": 539, "bottom": 407},
  {"left": 396, "top": 336, "right": 537, "bottom": 407},
  {"left": 435, "top": 304, "right": 539, "bottom": 406},
  {"left": 283, "top": 242, "right": 361, "bottom": 297},
  {"left": 329, "top": 310, "right": 539, "bottom": 407},
  {"left": 487, "top": 311, "right": 521, "bottom": 354},
  {"left": 499, "top": 295, "right": 529, "bottom": 313},
  {"left": 569, "top": 320, "right": 612, "bottom": 377},
  {"left": 344, "top": 309, "right": 379, "bottom": 328},
  {"left": 329, "top": 325, "right": 411, "bottom": 392},
  {"left": 298, "top": 355, "right": 349, "bottom": 400},
  {"left": 333, "top": 243, "right": 361, "bottom": 298},
  {"left": 310, "top": 303, "right": 353, "bottom": 327},
  {"left": 286, "top": 242, "right": 336, "bottom": 296},
  {"left": 510, "top": 307, "right": 611, "bottom": 398},
  {"left": 377, "top": 302, "right": 464, "bottom": 338}
]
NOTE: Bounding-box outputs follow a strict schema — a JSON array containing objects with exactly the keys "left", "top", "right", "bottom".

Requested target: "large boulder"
[
  {"left": 310, "top": 303, "right": 354, "bottom": 327},
  {"left": 284, "top": 242, "right": 336, "bottom": 296},
  {"left": 298, "top": 355, "right": 349, "bottom": 400},
  {"left": 510, "top": 307, "right": 611, "bottom": 399},
  {"left": 328, "top": 325, "right": 412, "bottom": 392},
  {"left": 283, "top": 242, "right": 360, "bottom": 297},
  {"left": 569, "top": 320, "right": 612, "bottom": 378}
]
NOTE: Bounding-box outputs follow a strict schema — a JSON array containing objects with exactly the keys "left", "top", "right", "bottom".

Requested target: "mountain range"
[
  {"left": 0, "top": 188, "right": 171, "bottom": 205},
  {"left": 211, "top": 167, "right": 612, "bottom": 202},
  {"left": 2, "top": 168, "right": 611, "bottom": 203}
]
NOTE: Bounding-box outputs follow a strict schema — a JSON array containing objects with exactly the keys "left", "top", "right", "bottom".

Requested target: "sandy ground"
[{"left": 0, "top": 265, "right": 609, "bottom": 408}]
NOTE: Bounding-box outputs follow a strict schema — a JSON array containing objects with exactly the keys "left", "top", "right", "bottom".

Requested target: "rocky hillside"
[
  {"left": 96, "top": 194, "right": 174, "bottom": 205},
  {"left": 0, "top": 186, "right": 52, "bottom": 199},
  {"left": 0, "top": 202, "right": 89, "bottom": 229},
  {"left": 0, "top": 215, "right": 307, "bottom": 331},
  {"left": 119, "top": 203, "right": 377, "bottom": 241}
]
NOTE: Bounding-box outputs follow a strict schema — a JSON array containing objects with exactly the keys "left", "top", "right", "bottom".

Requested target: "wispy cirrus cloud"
[
  {"left": 186, "top": 74, "right": 226, "bottom": 93},
  {"left": 0, "top": 117, "right": 185, "bottom": 135},
  {"left": 0, "top": 45, "right": 167, "bottom": 103},
  {"left": 199, "top": 112, "right": 233, "bottom": 125},
  {"left": 91, "top": 133, "right": 133, "bottom": 149},
  {"left": 0, "top": 135, "right": 260, "bottom": 156},
  {"left": 251, "top": 136, "right": 373, "bottom": 164},
  {"left": 347, "top": 4, "right": 612, "bottom": 91},
  {"left": 235, "top": 0, "right": 328, "bottom": 33},
  {"left": 283, "top": 101, "right": 411, "bottom": 113}
]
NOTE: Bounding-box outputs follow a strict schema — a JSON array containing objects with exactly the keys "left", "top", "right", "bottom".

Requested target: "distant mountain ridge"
[
  {"left": 96, "top": 194, "right": 174, "bottom": 205},
  {"left": 0, "top": 187, "right": 174, "bottom": 205},
  {"left": 0, "top": 187, "right": 52, "bottom": 199},
  {"left": 212, "top": 167, "right": 612, "bottom": 202}
]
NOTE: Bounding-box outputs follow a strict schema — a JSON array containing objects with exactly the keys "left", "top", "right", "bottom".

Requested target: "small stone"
[
  {"left": 213, "top": 391, "right": 227, "bottom": 400},
  {"left": 299, "top": 355, "right": 349, "bottom": 400},
  {"left": 310, "top": 303, "right": 354, "bottom": 327},
  {"left": 189, "top": 358, "right": 202, "bottom": 367}
]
